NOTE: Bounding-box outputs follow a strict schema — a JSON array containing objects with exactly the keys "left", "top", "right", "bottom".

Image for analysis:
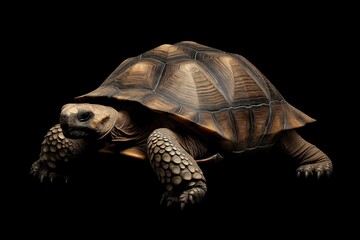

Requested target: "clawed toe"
[
  {"left": 161, "top": 185, "right": 206, "bottom": 210},
  {"left": 30, "top": 159, "right": 69, "bottom": 183},
  {"left": 179, "top": 191, "right": 198, "bottom": 210},
  {"left": 161, "top": 192, "right": 179, "bottom": 207},
  {"left": 296, "top": 161, "right": 333, "bottom": 179}
]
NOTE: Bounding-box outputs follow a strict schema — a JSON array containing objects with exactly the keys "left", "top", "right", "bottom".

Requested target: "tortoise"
[{"left": 31, "top": 41, "right": 333, "bottom": 209}]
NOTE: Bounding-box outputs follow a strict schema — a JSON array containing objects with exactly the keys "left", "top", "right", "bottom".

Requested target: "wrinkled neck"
[
  {"left": 95, "top": 107, "right": 120, "bottom": 140},
  {"left": 110, "top": 111, "right": 147, "bottom": 144},
  {"left": 114, "top": 111, "right": 132, "bottom": 131}
]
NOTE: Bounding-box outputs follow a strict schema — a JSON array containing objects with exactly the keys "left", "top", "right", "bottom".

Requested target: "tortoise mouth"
[{"left": 61, "top": 125, "right": 95, "bottom": 139}]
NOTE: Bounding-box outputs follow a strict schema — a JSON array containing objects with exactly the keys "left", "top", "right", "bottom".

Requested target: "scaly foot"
[
  {"left": 296, "top": 160, "right": 333, "bottom": 178},
  {"left": 31, "top": 124, "right": 88, "bottom": 183},
  {"left": 161, "top": 181, "right": 207, "bottom": 210},
  {"left": 30, "top": 159, "right": 69, "bottom": 182}
]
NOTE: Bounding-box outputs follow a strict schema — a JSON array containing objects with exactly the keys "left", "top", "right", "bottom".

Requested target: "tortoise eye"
[{"left": 78, "top": 111, "right": 93, "bottom": 122}]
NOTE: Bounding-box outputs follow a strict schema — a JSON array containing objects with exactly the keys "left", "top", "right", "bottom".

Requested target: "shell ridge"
[
  {"left": 174, "top": 41, "right": 223, "bottom": 53},
  {"left": 281, "top": 101, "right": 288, "bottom": 130},
  {"left": 231, "top": 54, "right": 271, "bottom": 100},
  {"left": 176, "top": 105, "right": 183, "bottom": 114},
  {"left": 194, "top": 60, "right": 232, "bottom": 105},
  {"left": 228, "top": 109, "right": 239, "bottom": 150},
  {"left": 199, "top": 99, "right": 282, "bottom": 113},
  {"left": 255, "top": 103, "right": 273, "bottom": 147},
  {"left": 246, "top": 108, "right": 255, "bottom": 148},
  {"left": 101, "top": 57, "right": 139, "bottom": 86},
  {"left": 211, "top": 113, "right": 223, "bottom": 137},
  {"left": 153, "top": 63, "right": 167, "bottom": 92}
]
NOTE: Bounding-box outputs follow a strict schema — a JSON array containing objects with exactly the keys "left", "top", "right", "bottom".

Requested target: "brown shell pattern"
[{"left": 75, "top": 41, "right": 315, "bottom": 152}]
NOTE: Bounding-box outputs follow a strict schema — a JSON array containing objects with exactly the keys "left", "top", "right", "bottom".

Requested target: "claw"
[
  {"left": 39, "top": 172, "right": 47, "bottom": 182},
  {"left": 297, "top": 171, "right": 301, "bottom": 178},
  {"left": 160, "top": 197, "right": 165, "bottom": 206},
  {"left": 304, "top": 171, "right": 309, "bottom": 178},
  {"left": 64, "top": 176, "right": 70, "bottom": 184},
  {"left": 189, "top": 194, "right": 195, "bottom": 204},
  {"left": 31, "top": 167, "right": 39, "bottom": 175},
  {"left": 180, "top": 202, "right": 185, "bottom": 210},
  {"left": 316, "top": 171, "right": 322, "bottom": 179},
  {"left": 31, "top": 164, "right": 39, "bottom": 172}
]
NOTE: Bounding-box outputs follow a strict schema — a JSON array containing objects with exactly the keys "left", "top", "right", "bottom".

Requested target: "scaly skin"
[
  {"left": 30, "top": 124, "right": 88, "bottom": 182},
  {"left": 279, "top": 130, "right": 333, "bottom": 178},
  {"left": 147, "top": 128, "right": 207, "bottom": 210}
]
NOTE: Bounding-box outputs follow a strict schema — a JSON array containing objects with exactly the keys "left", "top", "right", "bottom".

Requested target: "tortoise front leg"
[
  {"left": 31, "top": 124, "right": 88, "bottom": 182},
  {"left": 279, "top": 130, "right": 333, "bottom": 178},
  {"left": 147, "top": 128, "right": 207, "bottom": 210}
]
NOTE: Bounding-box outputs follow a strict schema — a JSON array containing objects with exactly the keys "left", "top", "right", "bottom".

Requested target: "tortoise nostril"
[
  {"left": 61, "top": 114, "right": 68, "bottom": 121},
  {"left": 77, "top": 111, "right": 93, "bottom": 122},
  {"left": 60, "top": 114, "right": 69, "bottom": 125}
]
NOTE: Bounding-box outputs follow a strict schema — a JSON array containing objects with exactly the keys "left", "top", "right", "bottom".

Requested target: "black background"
[{"left": 4, "top": 3, "right": 358, "bottom": 237}]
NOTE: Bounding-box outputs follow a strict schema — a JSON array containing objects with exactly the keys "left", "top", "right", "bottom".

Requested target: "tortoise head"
[{"left": 60, "top": 103, "right": 120, "bottom": 140}]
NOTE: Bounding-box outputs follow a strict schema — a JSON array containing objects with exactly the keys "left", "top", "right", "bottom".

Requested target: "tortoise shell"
[{"left": 75, "top": 41, "right": 315, "bottom": 153}]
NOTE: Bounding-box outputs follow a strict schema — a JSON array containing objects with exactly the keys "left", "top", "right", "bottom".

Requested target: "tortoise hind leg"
[
  {"left": 147, "top": 128, "right": 207, "bottom": 210},
  {"left": 279, "top": 130, "right": 333, "bottom": 178}
]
